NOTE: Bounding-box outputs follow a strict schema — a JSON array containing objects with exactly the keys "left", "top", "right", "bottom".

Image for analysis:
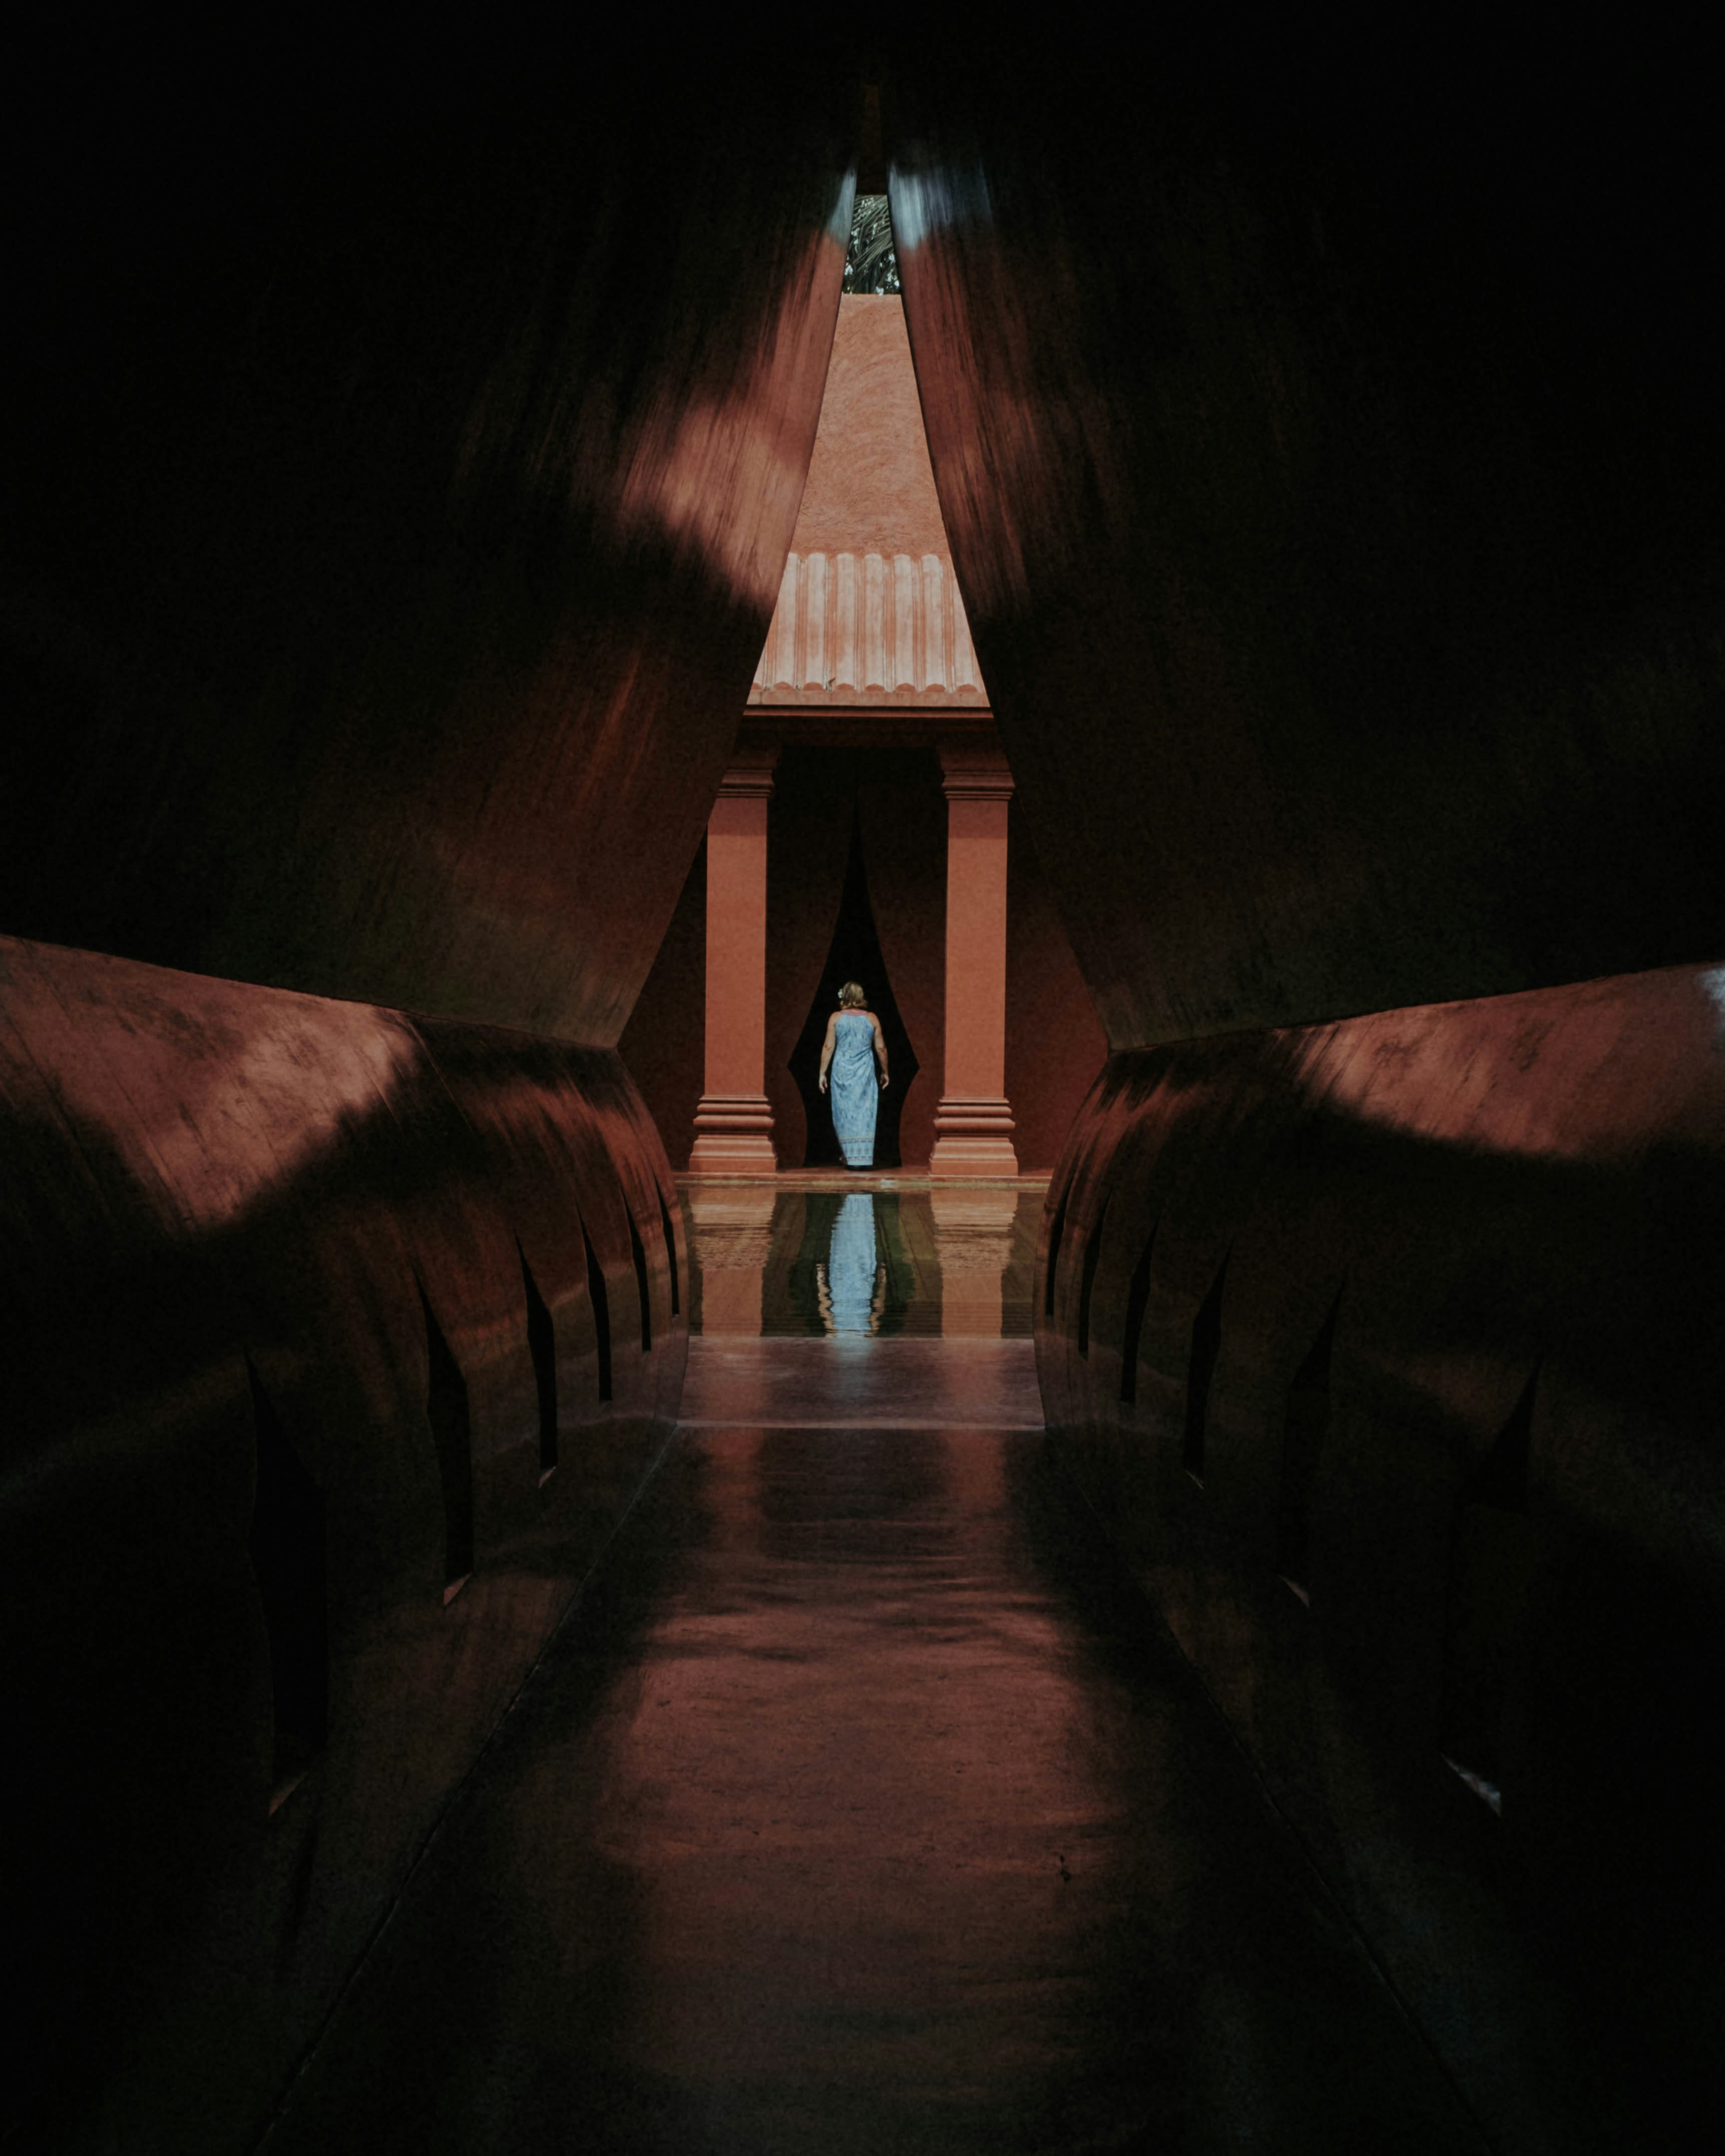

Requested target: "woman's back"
[
  {"left": 831, "top": 1009, "right": 876, "bottom": 1065},
  {"left": 826, "top": 1007, "right": 881, "bottom": 1167}
]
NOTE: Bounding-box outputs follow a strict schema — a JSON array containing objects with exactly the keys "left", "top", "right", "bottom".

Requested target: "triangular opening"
[
  {"left": 1276, "top": 1283, "right": 1344, "bottom": 1592},
  {"left": 628, "top": 1206, "right": 653, "bottom": 1355},
  {"left": 1118, "top": 1219, "right": 1160, "bottom": 1405},
  {"left": 786, "top": 806, "right": 919, "bottom": 1166},
  {"left": 657, "top": 1189, "right": 681, "bottom": 1318},
  {"left": 1077, "top": 1194, "right": 1111, "bottom": 1358},
  {"left": 1044, "top": 1175, "right": 1073, "bottom": 1318},
  {"left": 517, "top": 1242, "right": 559, "bottom": 1482},
  {"left": 419, "top": 1284, "right": 474, "bottom": 1598},
  {"left": 582, "top": 1220, "right": 613, "bottom": 1404},
  {"left": 1183, "top": 1252, "right": 1229, "bottom": 1486}
]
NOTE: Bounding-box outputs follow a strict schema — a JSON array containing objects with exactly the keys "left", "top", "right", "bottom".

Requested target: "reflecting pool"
[
  {"left": 819, "top": 1191, "right": 881, "bottom": 1332},
  {"left": 680, "top": 1182, "right": 1045, "bottom": 1338}
]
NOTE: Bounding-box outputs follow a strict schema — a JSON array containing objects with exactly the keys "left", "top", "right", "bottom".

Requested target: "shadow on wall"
[
  {"left": 891, "top": 41, "right": 1725, "bottom": 1051},
  {"left": 1035, "top": 959, "right": 1725, "bottom": 2150},
  {"left": 0, "top": 45, "right": 853, "bottom": 1047},
  {"left": 0, "top": 934, "right": 687, "bottom": 2153}
]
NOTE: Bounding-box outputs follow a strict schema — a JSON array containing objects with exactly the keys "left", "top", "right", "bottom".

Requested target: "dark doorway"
[{"left": 787, "top": 807, "right": 920, "bottom": 1165}]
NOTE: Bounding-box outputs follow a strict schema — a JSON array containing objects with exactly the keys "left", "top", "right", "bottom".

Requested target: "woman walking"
[{"left": 818, "top": 981, "right": 890, "bottom": 1168}]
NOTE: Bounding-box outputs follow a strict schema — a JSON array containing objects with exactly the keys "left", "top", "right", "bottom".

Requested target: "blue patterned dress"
[
  {"left": 824, "top": 1192, "right": 879, "bottom": 1331},
  {"left": 828, "top": 1010, "right": 879, "bottom": 1167}
]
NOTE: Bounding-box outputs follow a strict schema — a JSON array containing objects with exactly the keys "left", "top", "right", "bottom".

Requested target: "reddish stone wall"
[
  {"left": 616, "top": 837, "right": 709, "bottom": 1171},
  {"left": 786, "top": 297, "right": 949, "bottom": 561},
  {"left": 622, "top": 291, "right": 1106, "bottom": 1174},
  {"left": 1, "top": 934, "right": 687, "bottom": 2150},
  {"left": 623, "top": 754, "right": 1104, "bottom": 1172},
  {"left": 1032, "top": 961, "right": 1725, "bottom": 2137},
  {"left": 1006, "top": 801, "right": 1108, "bottom": 1172}
]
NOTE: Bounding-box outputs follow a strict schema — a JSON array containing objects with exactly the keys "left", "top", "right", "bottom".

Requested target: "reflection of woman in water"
[
  {"left": 820, "top": 1192, "right": 882, "bottom": 1333},
  {"left": 818, "top": 980, "right": 889, "bottom": 1169}
]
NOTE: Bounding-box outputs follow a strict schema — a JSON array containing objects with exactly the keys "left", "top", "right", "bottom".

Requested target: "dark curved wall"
[
  {"left": 9, "top": 23, "right": 1723, "bottom": 2139},
  {"left": 893, "top": 38, "right": 1725, "bottom": 1047},
  {"left": 2, "top": 41, "right": 848, "bottom": 1043},
  {"left": 2, "top": 935, "right": 689, "bottom": 2148},
  {"left": 0, "top": 33, "right": 852, "bottom": 2147},
  {"left": 890, "top": 32, "right": 1725, "bottom": 2140},
  {"left": 1034, "top": 969, "right": 1725, "bottom": 2143}
]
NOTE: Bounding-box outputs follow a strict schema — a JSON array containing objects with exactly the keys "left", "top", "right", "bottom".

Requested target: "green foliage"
[{"left": 844, "top": 194, "right": 900, "bottom": 294}]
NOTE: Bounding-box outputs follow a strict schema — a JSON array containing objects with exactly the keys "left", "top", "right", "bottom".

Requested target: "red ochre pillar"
[
  {"left": 930, "top": 742, "right": 1020, "bottom": 1178},
  {"left": 690, "top": 747, "right": 779, "bottom": 1174}
]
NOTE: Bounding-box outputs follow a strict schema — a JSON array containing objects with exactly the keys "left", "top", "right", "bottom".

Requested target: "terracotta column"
[
  {"left": 930, "top": 741, "right": 1019, "bottom": 1177},
  {"left": 690, "top": 746, "right": 779, "bottom": 1174}
]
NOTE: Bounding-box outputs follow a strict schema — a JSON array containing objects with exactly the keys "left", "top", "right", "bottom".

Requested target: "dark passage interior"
[
  {"left": 4, "top": 26, "right": 1723, "bottom": 2155},
  {"left": 786, "top": 806, "right": 920, "bottom": 1166}
]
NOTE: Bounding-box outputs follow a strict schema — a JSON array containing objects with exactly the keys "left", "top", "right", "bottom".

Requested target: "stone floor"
[
  {"left": 256, "top": 1179, "right": 1487, "bottom": 2153},
  {"left": 678, "top": 1337, "right": 1044, "bottom": 1430}
]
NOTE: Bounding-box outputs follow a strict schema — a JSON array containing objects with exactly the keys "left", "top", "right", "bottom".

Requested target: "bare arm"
[
  {"left": 818, "top": 1013, "right": 837, "bottom": 1093},
  {"left": 871, "top": 1014, "right": 890, "bottom": 1088}
]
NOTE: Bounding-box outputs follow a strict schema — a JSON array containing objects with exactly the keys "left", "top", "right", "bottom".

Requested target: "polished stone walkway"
[
  {"left": 258, "top": 1182, "right": 1482, "bottom": 2152},
  {"left": 678, "top": 1337, "right": 1044, "bottom": 1429},
  {"left": 261, "top": 1422, "right": 1475, "bottom": 2154}
]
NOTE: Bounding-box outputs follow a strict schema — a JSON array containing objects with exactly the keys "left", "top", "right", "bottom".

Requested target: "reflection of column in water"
[
  {"left": 822, "top": 1192, "right": 882, "bottom": 1334},
  {"left": 685, "top": 1186, "right": 779, "bottom": 1336},
  {"left": 930, "top": 1187, "right": 1019, "bottom": 1337}
]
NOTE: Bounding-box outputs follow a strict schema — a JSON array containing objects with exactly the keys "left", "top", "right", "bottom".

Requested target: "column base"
[
  {"left": 929, "top": 1097, "right": 1019, "bottom": 1178},
  {"left": 688, "top": 1094, "right": 777, "bottom": 1174}
]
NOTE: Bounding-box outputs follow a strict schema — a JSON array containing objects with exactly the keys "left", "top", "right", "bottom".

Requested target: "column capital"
[
  {"left": 714, "top": 744, "right": 780, "bottom": 802},
  {"left": 938, "top": 741, "right": 1014, "bottom": 802}
]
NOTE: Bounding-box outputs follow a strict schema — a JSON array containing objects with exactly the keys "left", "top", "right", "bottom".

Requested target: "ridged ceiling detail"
[{"left": 749, "top": 551, "right": 988, "bottom": 704}]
